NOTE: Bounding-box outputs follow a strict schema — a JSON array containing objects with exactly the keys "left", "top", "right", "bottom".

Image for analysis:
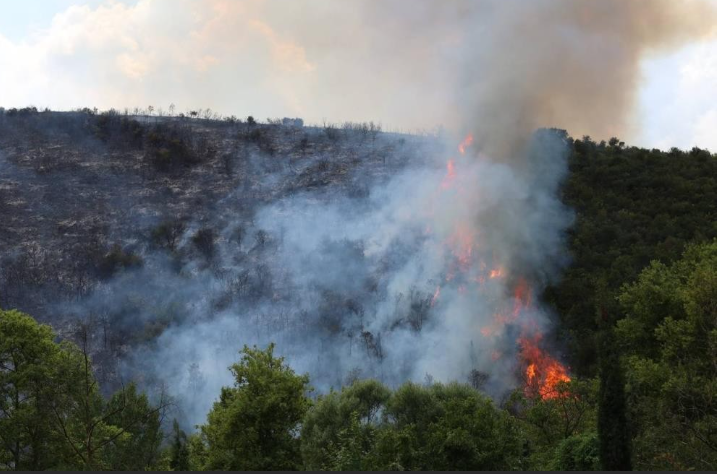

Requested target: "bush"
[
  {"left": 192, "top": 228, "right": 216, "bottom": 259},
  {"left": 553, "top": 432, "right": 601, "bottom": 470},
  {"left": 96, "top": 244, "right": 143, "bottom": 279},
  {"left": 151, "top": 220, "right": 186, "bottom": 252},
  {"left": 145, "top": 125, "right": 200, "bottom": 170}
]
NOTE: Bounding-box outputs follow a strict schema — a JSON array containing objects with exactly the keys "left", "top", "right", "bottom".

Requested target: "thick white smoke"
[{"left": 96, "top": 129, "right": 570, "bottom": 428}]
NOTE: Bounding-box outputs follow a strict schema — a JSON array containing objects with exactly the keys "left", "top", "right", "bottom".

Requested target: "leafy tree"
[
  {"left": 617, "top": 241, "right": 717, "bottom": 470},
  {"left": 198, "top": 343, "right": 311, "bottom": 470},
  {"left": 552, "top": 431, "right": 601, "bottom": 470},
  {"left": 47, "top": 337, "right": 169, "bottom": 470},
  {"left": 168, "top": 420, "right": 190, "bottom": 471},
  {"left": 509, "top": 378, "right": 598, "bottom": 470},
  {"left": 101, "top": 384, "right": 165, "bottom": 470},
  {"left": 546, "top": 138, "right": 717, "bottom": 376},
  {"left": 1, "top": 309, "right": 168, "bottom": 471},
  {"left": 187, "top": 432, "right": 208, "bottom": 471},
  {"left": 374, "top": 382, "right": 521, "bottom": 470},
  {"left": 301, "top": 379, "right": 390, "bottom": 470},
  {"left": 0, "top": 309, "right": 65, "bottom": 470}
]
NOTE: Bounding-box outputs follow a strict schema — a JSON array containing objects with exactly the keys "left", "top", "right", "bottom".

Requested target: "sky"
[{"left": 0, "top": 0, "right": 716, "bottom": 150}]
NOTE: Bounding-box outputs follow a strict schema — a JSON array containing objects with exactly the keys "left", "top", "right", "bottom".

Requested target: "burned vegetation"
[{"left": 0, "top": 107, "right": 432, "bottom": 390}]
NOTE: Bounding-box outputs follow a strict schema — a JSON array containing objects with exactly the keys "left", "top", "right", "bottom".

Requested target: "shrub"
[
  {"left": 151, "top": 220, "right": 186, "bottom": 251},
  {"left": 96, "top": 244, "right": 143, "bottom": 279},
  {"left": 192, "top": 228, "right": 216, "bottom": 259}
]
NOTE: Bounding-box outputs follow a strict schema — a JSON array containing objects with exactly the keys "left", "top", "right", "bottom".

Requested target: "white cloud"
[
  {"left": 639, "top": 38, "right": 717, "bottom": 150},
  {"left": 694, "top": 109, "right": 717, "bottom": 150},
  {"left": 0, "top": 0, "right": 316, "bottom": 117}
]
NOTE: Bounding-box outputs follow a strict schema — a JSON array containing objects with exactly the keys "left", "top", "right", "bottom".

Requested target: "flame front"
[
  {"left": 433, "top": 133, "right": 571, "bottom": 401},
  {"left": 519, "top": 335, "right": 571, "bottom": 400}
]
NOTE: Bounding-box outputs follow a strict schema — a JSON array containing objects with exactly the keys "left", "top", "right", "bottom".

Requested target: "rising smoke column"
[{"left": 263, "top": 0, "right": 715, "bottom": 151}]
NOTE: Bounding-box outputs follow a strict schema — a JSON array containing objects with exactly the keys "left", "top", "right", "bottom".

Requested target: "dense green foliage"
[
  {"left": 616, "top": 241, "right": 717, "bottom": 470},
  {"left": 0, "top": 309, "right": 602, "bottom": 471},
  {"left": 547, "top": 138, "right": 717, "bottom": 376},
  {"left": 195, "top": 344, "right": 311, "bottom": 470},
  {"left": 302, "top": 380, "right": 523, "bottom": 470},
  {"left": 0, "top": 309, "right": 167, "bottom": 470}
]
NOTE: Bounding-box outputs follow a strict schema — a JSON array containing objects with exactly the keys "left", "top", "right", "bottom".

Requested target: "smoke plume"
[{"left": 271, "top": 0, "right": 716, "bottom": 155}]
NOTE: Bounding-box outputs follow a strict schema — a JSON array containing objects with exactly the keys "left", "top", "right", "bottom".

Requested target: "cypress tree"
[{"left": 597, "top": 324, "right": 632, "bottom": 470}]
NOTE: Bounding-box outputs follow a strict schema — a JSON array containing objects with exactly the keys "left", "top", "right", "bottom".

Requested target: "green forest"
[{"left": 2, "top": 136, "right": 716, "bottom": 471}]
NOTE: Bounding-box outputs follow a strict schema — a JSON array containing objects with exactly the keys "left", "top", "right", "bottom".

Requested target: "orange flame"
[
  {"left": 489, "top": 267, "right": 505, "bottom": 279},
  {"left": 519, "top": 335, "right": 571, "bottom": 400},
  {"left": 512, "top": 277, "right": 532, "bottom": 318},
  {"left": 458, "top": 134, "right": 474, "bottom": 155},
  {"left": 435, "top": 135, "right": 570, "bottom": 401},
  {"left": 526, "top": 363, "right": 536, "bottom": 381}
]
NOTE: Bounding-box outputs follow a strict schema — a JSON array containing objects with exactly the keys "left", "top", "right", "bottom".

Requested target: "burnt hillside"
[
  {"left": 0, "top": 109, "right": 426, "bottom": 311},
  {"left": 0, "top": 109, "right": 436, "bottom": 390}
]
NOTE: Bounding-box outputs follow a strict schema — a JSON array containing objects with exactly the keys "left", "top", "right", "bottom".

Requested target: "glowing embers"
[
  {"left": 440, "top": 133, "right": 474, "bottom": 190},
  {"left": 489, "top": 266, "right": 506, "bottom": 279},
  {"left": 519, "top": 334, "right": 571, "bottom": 400}
]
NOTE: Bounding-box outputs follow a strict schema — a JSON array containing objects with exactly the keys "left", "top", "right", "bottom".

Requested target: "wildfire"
[
  {"left": 489, "top": 267, "right": 505, "bottom": 279},
  {"left": 458, "top": 133, "right": 474, "bottom": 155},
  {"left": 434, "top": 133, "right": 571, "bottom": 401},
  {"left": 512, "top": 277, "right": 532, "bottom": 318},
  {"left": 519, "top": 335, "right": 571, "bottom": 400},
  {"left": 526, "top": 363, "right": 536, "bottom": 380}
]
